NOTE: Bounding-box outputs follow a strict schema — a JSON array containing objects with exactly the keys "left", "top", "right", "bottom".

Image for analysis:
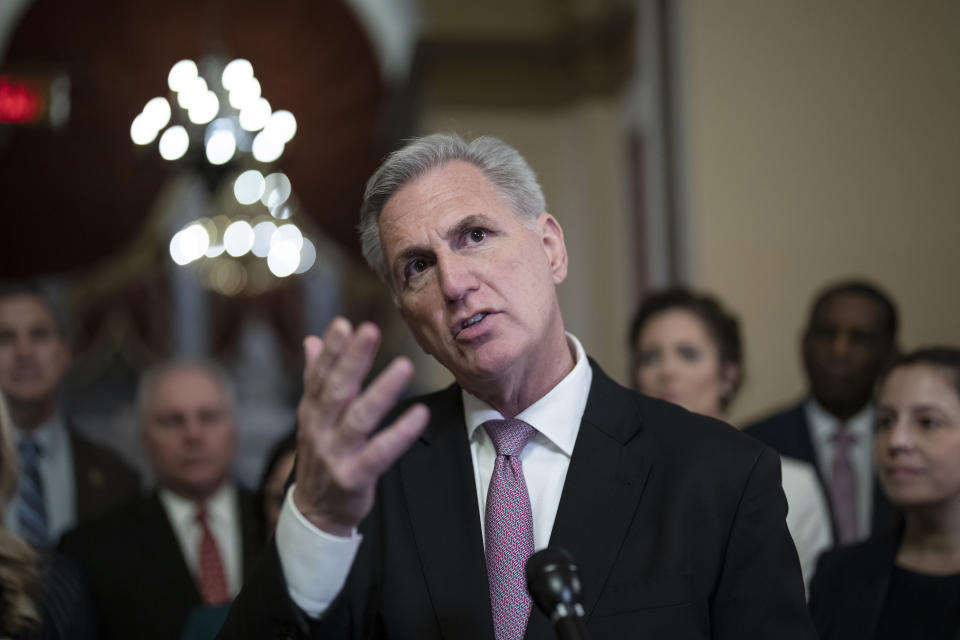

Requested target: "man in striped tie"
[
  {"left": 0, "top": 284, "right": 141, "bottom": 547},
  {"left": 221, "top": 133, "right": 816, "bottom": 639}
]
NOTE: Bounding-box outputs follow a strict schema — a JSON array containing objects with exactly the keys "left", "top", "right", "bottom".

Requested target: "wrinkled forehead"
[
  {"left": 0, "top": 293, "right": 61, "bottom": 332},
  {"left": 148, "top": 366, "right": 231, "bottom": 411}
]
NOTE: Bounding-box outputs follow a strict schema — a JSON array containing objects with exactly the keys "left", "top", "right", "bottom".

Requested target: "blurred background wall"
[
  {"left": 1, "top": 0, "right": 957, "bottom": 480},
  {"left": 675, "top": 1, "right": 960, "bottom": 422}
]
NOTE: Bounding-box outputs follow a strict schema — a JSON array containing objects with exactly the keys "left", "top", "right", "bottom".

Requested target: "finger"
[
  {"left": 354, "top": 403, "right": 430, "bottom": 481},
  {"left": 303, "top": 317, "right": 353, "bottom": 398},
  {"left": 338, "top": 356, "right": 415, "bottom": 441},
  {"left": 319, "top": 323, "right": 382, "bottom": 417}
]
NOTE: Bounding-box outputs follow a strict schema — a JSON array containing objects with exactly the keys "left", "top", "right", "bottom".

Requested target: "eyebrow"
[{"left": 391, "top": 214, "right": 496, "bottom": 270}]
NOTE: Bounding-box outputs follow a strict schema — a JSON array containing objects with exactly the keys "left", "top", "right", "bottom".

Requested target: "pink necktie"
[
  {"left": 196, "top": 506, "right": 230, "bottom": 605},
  {"left": 830, "top": 425, "right": 859, "bottom": 544},
  {"left": 483, "top": 419, "right": 536, "bottom": 640}
]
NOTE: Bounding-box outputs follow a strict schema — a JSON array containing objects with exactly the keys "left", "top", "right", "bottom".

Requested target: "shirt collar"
[
  {"left": 14, "top": 413, "right": 67, "bottom": 452},
  {"left": 462, "top": 332, "right": 593, "bottom": 457},
  {"left": 806, "top": 397, "right": 874, "bottom": 441},
  {"left": 159, "top": 482, "right": 236, "bottom": 528}
]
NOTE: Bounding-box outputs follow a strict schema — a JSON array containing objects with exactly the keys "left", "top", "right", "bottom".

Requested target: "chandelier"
[{"left": 129, "top": 56, "right": 317, "bottom": 295}]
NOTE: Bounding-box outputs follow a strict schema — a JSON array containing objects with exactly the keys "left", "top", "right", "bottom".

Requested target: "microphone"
[{"left": 526, "top": 547, "right": 591, "bottom": 640}]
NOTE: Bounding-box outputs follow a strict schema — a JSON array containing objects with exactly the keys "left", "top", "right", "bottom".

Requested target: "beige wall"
[{"left": 677, "top": 1, "right": 960, "bottom": 423}]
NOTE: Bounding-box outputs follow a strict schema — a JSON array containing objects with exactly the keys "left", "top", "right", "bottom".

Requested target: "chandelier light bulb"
[
  {"left": 158, "top": 125, "right": 189, "bottom": 161},
  {"left": 221, "top": 58, "right": 254, "bottom": 92},
  {"left": 251, "top": 130, "right": 284, "bottom": 163},
  {"left": 264, "top": 110, "right": 297, "bottom": 143},
  {"left": 239, "top": 97, "right": 272, "bottom": 132},
  {"left": 142, "top": 97, "right": 171, "bottom": 130},
  {"left": 168, "top": 59, "right": 199, "bottom": 92},
  {"left": 177, "top": 76, "right": 209, "bottom": 110},
  {"left": 267, "top": 240, "right": 300, "bottom": 277},
  {"left": 130, "top": 113, "right": 158, "bottom": 145},
  {"left": 261, "top": 172, "right": 292, "bottom": 208},
  {"left": 224, "top": 220, "right": 255, "bottom": 257},
  {"left": 233, "top": 170, "right": 266, "bottom": 204},
  {"left": 205, "top": 129, "right": 237, "bottom": 165},
  {"left": 295, "top": 237, "right": 317, "bottom": 274},
  {"left": 252, "top": 220, "right": 277, "bottom": 257},
  {"left": 188, "top": 91, "right": 220, "bottom": 125},
  {"left": 228, "top": 77, "right": 261, "bottom": 110},
  {"left": 271, "top": 223, "right": 303, "bottom": 251}
]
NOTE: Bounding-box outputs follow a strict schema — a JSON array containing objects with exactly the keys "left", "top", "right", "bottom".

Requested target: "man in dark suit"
[
  {"left": 0, "top": 284, "right": 141, "bottom": 548},
  {"left": 61, "top": 360, "right": 264, "bottom": 640},
  {"left": 745, "top": 281, "right": 898, "bottom": 544},
  {"left": 220, "top": 133, "right": 815, "bottom": 639}
]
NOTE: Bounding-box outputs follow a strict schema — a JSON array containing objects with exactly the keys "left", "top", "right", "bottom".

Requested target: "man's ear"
[{"left": 538, "top": 213, "right": 568, "bottom": 285}]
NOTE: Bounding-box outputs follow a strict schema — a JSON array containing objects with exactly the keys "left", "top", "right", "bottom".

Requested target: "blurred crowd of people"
[
  {"left": 628, "top": 280, "right": 960, "bottom": 639},
  {"left": 0, "top": 274, "right": 957, "bottom": 638}
]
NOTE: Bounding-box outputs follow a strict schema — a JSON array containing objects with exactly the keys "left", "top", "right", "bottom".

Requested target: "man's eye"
[
  {"left": 469, "top": 229, "right": 486, "bottom": 243},
  {"left": 404, "top": 257, "right": 433, "bottom": 280}
]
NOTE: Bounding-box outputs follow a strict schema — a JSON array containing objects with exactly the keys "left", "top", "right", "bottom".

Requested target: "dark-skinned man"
[{"left": 746, "top": 280, "right": 899, "bottom": 545}]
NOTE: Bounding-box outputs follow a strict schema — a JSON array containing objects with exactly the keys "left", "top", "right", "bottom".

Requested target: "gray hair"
[
  {"left": 136, "top": 358, "right": 237, "bottom": 425},
  {"left": 358, "top": 133, "right": 547, "bottom": 287}
]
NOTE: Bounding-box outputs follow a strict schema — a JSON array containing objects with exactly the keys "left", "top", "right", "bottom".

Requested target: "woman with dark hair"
[
  {"left": 0, "top": 391, "right": 95, "bottom": 639},
  {"left": 630, "top": 287, "right": 833, "bottom": 592},
  {"left": 809, "top": 347, "right": 960, "bottom": 639}
]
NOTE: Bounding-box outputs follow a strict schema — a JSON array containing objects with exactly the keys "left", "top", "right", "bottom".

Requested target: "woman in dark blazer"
[{"left": 809, "top": 347, "right": 960, "bottom": 639}]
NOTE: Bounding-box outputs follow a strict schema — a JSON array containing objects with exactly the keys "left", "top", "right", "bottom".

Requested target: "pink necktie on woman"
[{"left": 483, "top": 419, "right": 537, "bottom": 640}]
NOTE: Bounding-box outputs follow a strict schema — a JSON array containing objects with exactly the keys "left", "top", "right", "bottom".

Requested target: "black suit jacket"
[
  {"left": 60, "top": 487, "right": 264, "bottom": 640},
  {"left": 68, "top": 426, "right": 142, "bottom": 525},
  {"left": 744, "top": 401, "right": 894, "bottom": 539},
  {"left": 808, "top": 529, "right": 960, "bottom": 640},
  {"left": 220, "top": 362, "right": 815, "bottom": 639}
]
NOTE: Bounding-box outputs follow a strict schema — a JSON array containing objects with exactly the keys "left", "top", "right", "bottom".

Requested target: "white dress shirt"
[
  {"left": 277, "top": 333, "right": 593, "bottom": 618},
  {"left": 158, "top": 482, "right": 244, "bottom": 597},
  {"left": 804, "top": 398, "right": 875, "bottom": 541},
  {"left": 779, "top": 456, "right": 832, "bottom": 596},
  {"left": 6, "top": 414, "right": 77, "bottom": 544}
]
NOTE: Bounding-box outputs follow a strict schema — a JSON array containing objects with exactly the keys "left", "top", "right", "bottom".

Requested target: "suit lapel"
[
  {"left": 543, "top": 364, "right": 651, "bottom": 625},
  {"left": 236, "top": 487, "right": 265, "bottom": 580},
  {"left": 401, "top": 386, "right": 495, "bottom": 640},
  {"left": 139, "top": 495, "right": 203, "bottom": 615}
]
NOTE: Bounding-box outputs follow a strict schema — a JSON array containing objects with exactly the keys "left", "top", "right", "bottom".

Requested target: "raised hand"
[{"left": 292, "top": 317, "right": 430, "bottom": 536}]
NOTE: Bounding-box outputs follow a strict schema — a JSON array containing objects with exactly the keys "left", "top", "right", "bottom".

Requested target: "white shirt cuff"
[{"left": 275, "top": 483, "right": 363, "bottom": 618}]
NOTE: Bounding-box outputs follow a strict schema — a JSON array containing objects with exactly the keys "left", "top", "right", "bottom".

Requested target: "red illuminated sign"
[{"left": 0, "top": 75, "right": 46, "bottom": 124}]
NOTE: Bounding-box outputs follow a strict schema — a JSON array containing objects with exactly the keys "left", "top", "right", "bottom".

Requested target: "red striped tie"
[{"left": 195, "top": 506, "right": 229, "bottom": 605}]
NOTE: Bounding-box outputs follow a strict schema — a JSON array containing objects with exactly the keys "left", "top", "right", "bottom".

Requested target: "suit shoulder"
[
  {"left": 816, "top": 535, "right": 893, "bottom": 575},
  {"left": 639, "top": 392, "right": 767, "bottom": 459},
  {"left": 60, "top": 496, "right": 153, "bottom": 555},
  {"left": 743, "top": 402, "right": 805, "bottom": 435},
  {"left": 69, "top": 428, "right": 142, "bottom": 485}
]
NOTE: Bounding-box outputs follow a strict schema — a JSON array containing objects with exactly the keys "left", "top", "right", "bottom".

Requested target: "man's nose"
[
  {"left": 829, "top": 332, "right": 853, "bottom": 359},
  {"left": 14, "top": 335, "right": 35, "bottom": 359},
  {"left": 183, "top": 417, "right": 205, "bottom": 441},
  {"left": 437, "top": 252, "right": 479, "bottom": 303}
]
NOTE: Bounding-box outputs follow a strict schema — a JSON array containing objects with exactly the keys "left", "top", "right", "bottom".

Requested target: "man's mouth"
[{"left": 456, "top": 312, "right": 489, "bottom": 336}]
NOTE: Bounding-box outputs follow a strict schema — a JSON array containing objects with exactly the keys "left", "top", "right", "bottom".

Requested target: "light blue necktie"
[{"left": 17, "top": 439, "right": 49, "bottom": 548}]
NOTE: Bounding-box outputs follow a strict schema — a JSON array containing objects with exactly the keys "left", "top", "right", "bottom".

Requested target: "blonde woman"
[{"left": 0, "top": 392, "right": 94, "bottom": 639}]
